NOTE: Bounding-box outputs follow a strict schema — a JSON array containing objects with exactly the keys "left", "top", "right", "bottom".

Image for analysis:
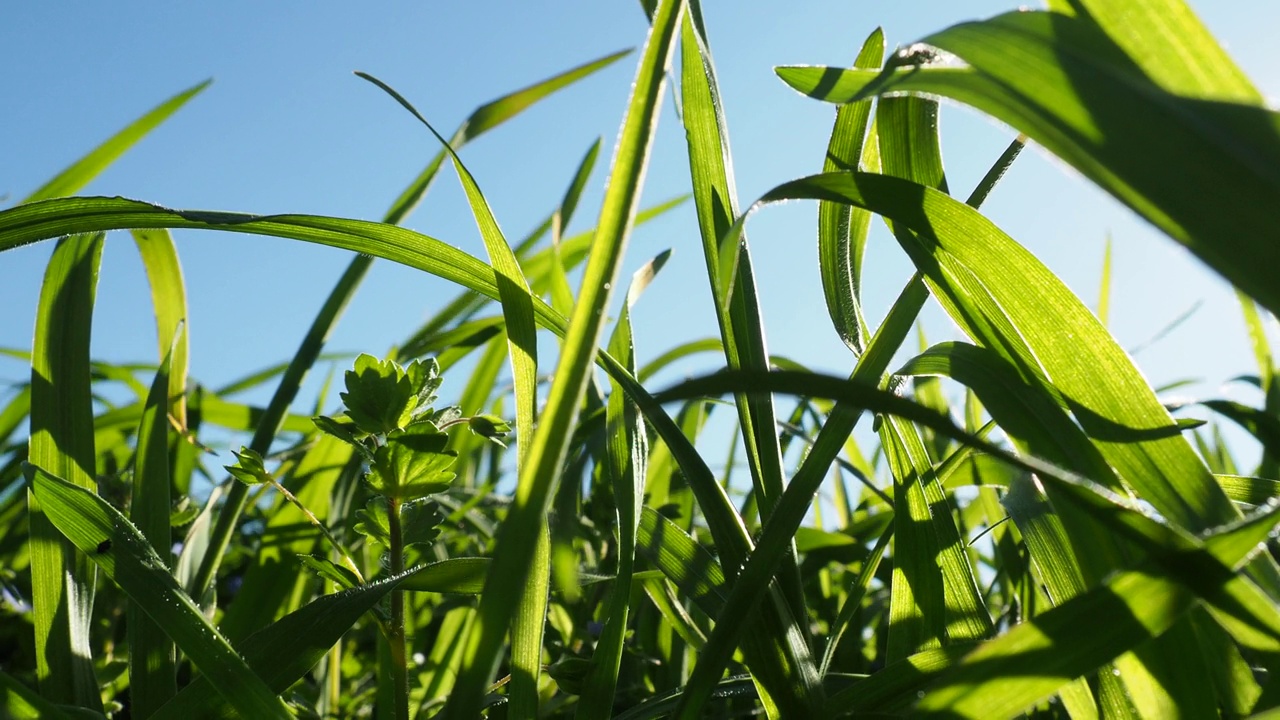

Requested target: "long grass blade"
[
  {"left": 442, "top": 2, "right": 684, "bottom": 715},
  {"left": 128, "top": 340, "right": 180, "bottom": 715},
  {"left": 26, "top": 233, "right": 103, "bottom": 710}
]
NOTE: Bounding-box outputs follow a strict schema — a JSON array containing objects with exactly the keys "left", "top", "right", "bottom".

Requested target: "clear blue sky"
[{"left": 3, "top": 2, "right": 1278, "bottom": 469}]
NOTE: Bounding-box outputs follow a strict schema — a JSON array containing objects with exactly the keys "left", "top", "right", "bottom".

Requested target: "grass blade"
[
  {"left": 26, "top": 233, "right": 103, "bottom": 710},
  {"left": 818, "top": 28, "right": 883, "bottom": 354},
  {"left": 132, "top": 229, "right": 190, "bottom": 426},
  {"left": 128, "top": 341, "right": 180, "bottom": 715},
  {"left": 442, "top": 2, "right": 684, "bottom": 715}
]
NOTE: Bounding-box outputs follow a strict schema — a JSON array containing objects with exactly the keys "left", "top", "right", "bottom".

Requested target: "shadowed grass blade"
[
  {"left": 128, "top": 342, "right": 179, "bottom": 715},
  {"left": 26, "top": 233, "right": 103, "bottom": 710}
]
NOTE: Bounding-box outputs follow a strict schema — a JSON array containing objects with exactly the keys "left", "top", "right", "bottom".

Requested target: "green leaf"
[
  {"left": 341, "top": 354, "right": 429, "bottom": 435},
  {"left": 26, "top": 465, "right": 291, "bottom": 719},
  {"left": 225, "top": 446, "right": 272, "bottom": 486},
  {"left": 368, "top": 423, "right": 457, "bottom": 500}
]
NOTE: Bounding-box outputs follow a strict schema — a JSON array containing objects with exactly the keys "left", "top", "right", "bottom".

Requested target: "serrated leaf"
[{"left": 368, "top": 423, "right": 457, "bottom": 500}]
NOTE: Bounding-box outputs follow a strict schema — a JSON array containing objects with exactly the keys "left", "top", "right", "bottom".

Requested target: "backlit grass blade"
[
  {"left": 1046, "top": 0, "right": 1258, "bottom": 101},
  {"left": 26, "top": 233, "right": 103, "bottom": 710},
  {"left": 128, "top": 342, "right": 180, "bottom": 716},
  {"left": 879, "top": 415, "right": 992, "bottom": 660},
  {"left": 21, "top": 80, "right": 210, "bottom": 204},
  {"left": 576, "top": 262, "right": 650, "bottom": 719},
  {"left": 356, "top": 70, "right": 547, "bottom": 716},
  {"left": 818, "top": 28, "right": 882, "bottom": 354},
  {"left": 26, "top": 465, "right": 290, "bottom": 719},
  {"left": 442, "top": 2, "right": 685, "bottom": 714},
  {"left": 775, "top": 11, "right": 1280, "bottom": 319},
  {"left": 680, "top": 2, "right": 790, "bottom": 524},
  {"left": 132, "top": 229, "right": 190, "bottom": 426},
  {"left": 677, "top": 5, "right": 819, "bottom": 714}
]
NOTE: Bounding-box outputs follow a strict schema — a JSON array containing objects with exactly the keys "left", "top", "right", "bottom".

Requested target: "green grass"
[{"left": 4, "top": 1, "right": 1280, "bottom": 718}]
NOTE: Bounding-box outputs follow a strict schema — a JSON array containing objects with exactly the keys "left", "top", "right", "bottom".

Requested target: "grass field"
[{"left": 4, "top": 1, "right": 1280, "bottom": 718}]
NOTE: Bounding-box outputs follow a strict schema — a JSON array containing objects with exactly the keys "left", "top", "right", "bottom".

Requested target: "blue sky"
[{"left": 3, "top": 2, "right": 1278, "bottom": 471}]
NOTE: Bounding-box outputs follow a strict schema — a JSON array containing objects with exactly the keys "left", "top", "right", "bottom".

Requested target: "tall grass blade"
[
  {"left": 442, "top": 2, "right": 684, "bottom": 715},
  {"left": 188, "top": 50, "right": 621, "bottom": 609},
  {"left": 128, "top": 341, "right": 180, "bottom": 715},
  {"left": 356, "top": 70, "right": 546, "bottom": 717},
  {"left": 676, "top": 4, "right": 819, "bottom": 714},
  {"left": 26, "top": 233, "right": 103, "bottom": 709}
]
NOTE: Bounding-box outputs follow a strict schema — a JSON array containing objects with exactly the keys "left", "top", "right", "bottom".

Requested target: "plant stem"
[
  {"left": 386, "top": 496, "right": 409, "bottom": 720},
  {"left": 267, "top": 477, "right": 365, "bottom": 584}
]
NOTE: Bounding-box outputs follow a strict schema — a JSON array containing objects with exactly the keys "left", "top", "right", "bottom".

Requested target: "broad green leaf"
[
  {"left": 26, "top": 233, "right": 103, "bottom": 709},
  {"left": 0, "top": 670, "right": 80, "bottom": 720},
  {"left": 26, "top": 466, "right": 290, "bottom": 719}
]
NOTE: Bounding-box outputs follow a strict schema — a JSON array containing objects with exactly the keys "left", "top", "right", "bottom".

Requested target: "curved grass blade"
[
  {"left": 132, "top": 229, "right": 189, "bottom": 426},
  {"left": 21, "top": 80, "right": 210, "bottom": 204},
  {"left": 775, "top": 11, "right": 1280, "bottom": 319},
  {"left": 728, "top": 171, "right": 1241, "bottom": 533},
  {"left": 356, "top": 70, "right": 546, "bottom": 718},
  {"left": 26, "top": 465, "right": 290, "bottom": 719},
  {"left": 26, "top": 233, "right": 103, "bottom": 710},
  {"left": 442, "top": 3, "right": 686, "bottom": 714},
  {"left": 818, "top": 28, "right": 883, "bottom": 354}
]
